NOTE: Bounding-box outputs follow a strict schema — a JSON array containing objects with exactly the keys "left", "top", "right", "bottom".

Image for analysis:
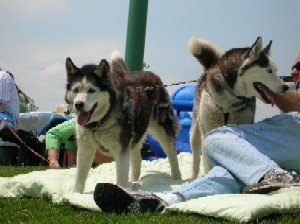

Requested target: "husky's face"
[
  {"left": 65, "top": 58, "right": 116, "bottom": 126},
  {"left": 235, "top": 37, "right": 288, "bottom": 105}
]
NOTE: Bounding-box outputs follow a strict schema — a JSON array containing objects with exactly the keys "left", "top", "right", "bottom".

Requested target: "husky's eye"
[
  {"left": 73, "top": 88, "right": 79, "bottom": 93},
  {"left": 266, "top": 68, "right": 273, "bottom": 73},
  {"left": 88, "top": 88, "right": 96, "bottom": 93}
]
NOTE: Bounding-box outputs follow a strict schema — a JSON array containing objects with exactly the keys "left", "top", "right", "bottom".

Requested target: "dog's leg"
[
  {"left": 149, "top": 125, "right": 182, "bottom": 180},
  {"left": 129, "top": 142, "right": 143, "bottom": 182},
  {"left": 189, "top": 120, "right": 202, "bottom": 178},
  {"left": 73, "top": 142, "right": 96, "bottom": 193},
  {"left": 114, "top": 150, "right": 130, "bottom": 188},
  {"left": 200, "top": 132, "right": 212, "bottom": 175}
]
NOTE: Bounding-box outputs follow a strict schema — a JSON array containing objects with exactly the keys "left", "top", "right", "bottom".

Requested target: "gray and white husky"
[
  {"left": 65, "top": 54, "right": 181, "bottom": 193},
  {"left": 188, "top": 36, "right": 289, "bottom": 178}
]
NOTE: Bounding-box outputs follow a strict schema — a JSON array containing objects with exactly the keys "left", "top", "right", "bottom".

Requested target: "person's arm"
[
  {"left": 48, "top": 149, "right": 60, "bottom": 168},
  {"left": 271, "top": 90, "right": 300, "bottom": 113}
]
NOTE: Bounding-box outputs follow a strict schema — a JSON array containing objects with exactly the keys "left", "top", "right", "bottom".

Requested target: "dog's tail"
[
  {"left": 188, "top": 36, "right": 223, "bottom": 70},
  {"left": 110, "top": 50, "right": 128, "bottom": 75}
]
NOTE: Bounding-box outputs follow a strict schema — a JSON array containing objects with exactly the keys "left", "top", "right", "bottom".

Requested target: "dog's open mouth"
[
  {"left": 253, "top": 82, "right": 275, "bottom": 106},
  {"left": 77, "top": 103, "right": 97, "bottom": 126}
]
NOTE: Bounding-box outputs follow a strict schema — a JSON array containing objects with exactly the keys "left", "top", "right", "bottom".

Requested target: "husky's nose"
[
  {"left": 75, "top": 101, "right": 84, "bottom": 111},
  {"left": 283, "top": 84, "right": 289, "bottom": 92}
]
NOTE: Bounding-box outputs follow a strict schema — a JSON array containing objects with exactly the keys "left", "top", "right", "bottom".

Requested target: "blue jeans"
[{"left": 173, "top": 112, "right": 300, "bottom": 200}]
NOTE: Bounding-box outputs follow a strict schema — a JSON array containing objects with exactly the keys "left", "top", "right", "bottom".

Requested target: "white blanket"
[{"left": 0, "top": 152, "right": 300, "bottom": 222}]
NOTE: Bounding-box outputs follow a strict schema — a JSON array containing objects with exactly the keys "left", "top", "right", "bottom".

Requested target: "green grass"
[{"left": 0, "top": 166, "right": 300, "bottom": 224}]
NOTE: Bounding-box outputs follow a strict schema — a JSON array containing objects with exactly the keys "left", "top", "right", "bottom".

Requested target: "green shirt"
[
  {"left": 45, "top": 118, "right": 77, "bottom": 152},
  {"left": 19, "top": 92, "right": 28, "bottom": 113}
]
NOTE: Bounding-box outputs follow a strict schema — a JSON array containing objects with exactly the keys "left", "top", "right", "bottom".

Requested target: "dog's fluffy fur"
[
  {"left": 65, "top": 54, "right": 181, "bottom": 193},
  {"left": 188, "top": 36, "right": 289, "bottom": 178}
]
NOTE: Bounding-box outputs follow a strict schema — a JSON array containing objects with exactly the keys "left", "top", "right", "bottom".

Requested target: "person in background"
[
  {"left": 0, "top": 69, "right": 20, "bottom": 165},
  {"left": 93, "top": 52, "right": 300, "bottom": 213},
  {"left": 0, "top": 69, "right": 40, "bottom": 166},
  {"left": 291, "top": 52, "right": 300, "bottom": 92},
  {"left": 46, "top": 118, "right": 77, "bottom": 168},
  {"left": 0, "top": 69, "right": 19, "bottom": 130}
]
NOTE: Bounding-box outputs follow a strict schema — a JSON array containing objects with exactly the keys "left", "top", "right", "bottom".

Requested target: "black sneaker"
[
  {"left": 93, "top": 183, "right": 166, "bottom": 213},
  {"left": 243, "top": 169, "right": 300, "bottom": 194}
]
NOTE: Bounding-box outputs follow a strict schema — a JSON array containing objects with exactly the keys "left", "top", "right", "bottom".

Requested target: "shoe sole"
[
  {"left": 94, "top": 183, "right": 134, "bottom": 213},
  {"left": 244, "top": 184, "right": 282, "bottom": 194},
  {"left": 244, "top": 182, "right": 300, "bottom": 194},
  {"left": 93, "top": 183, "right": 165, "bottom": 213}
]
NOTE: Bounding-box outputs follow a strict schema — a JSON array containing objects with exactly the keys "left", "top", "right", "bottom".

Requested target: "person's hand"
[
  {"left": 49, "top": 159, "right": 60, "bottom": 169},
  {"left": 48, "top": 149, "right": 60, "bottom": 168}
]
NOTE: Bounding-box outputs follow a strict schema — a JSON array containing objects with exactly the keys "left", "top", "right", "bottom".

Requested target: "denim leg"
[
  {"left": 205, "top": 112, "right": 300, "bottom": 185},
  {"left": 173, "top": 166, "right": 243, "bottom": 201}
]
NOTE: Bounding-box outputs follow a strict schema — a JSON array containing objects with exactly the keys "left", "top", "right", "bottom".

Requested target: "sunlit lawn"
[{"left": 0, "top": 166, "right": 299, "bottom": 224}]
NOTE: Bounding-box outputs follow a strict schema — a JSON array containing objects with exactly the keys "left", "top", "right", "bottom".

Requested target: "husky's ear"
[
  {"left": 66, "top": 57, "right": 78, "bottom": 76},
  {"left": 95, "top": 59, "right": 111, "bottom": 83},
  {"left": 262, "top": 40, "right": 272, "bottom": 55},
  {"left": 245, "top": 36, "right": 262, "bottom": 61}
]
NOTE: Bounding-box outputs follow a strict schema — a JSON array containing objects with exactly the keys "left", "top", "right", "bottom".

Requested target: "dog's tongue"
[
  {"left": 77, "top": 112, "right": 90, "bottom": 126},
  {"left": 261, "top": 85, "right": 275, "bottom": 106}
]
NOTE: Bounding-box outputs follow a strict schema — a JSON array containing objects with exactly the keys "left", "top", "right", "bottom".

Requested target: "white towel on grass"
[{"left": 0, "top": 152, "right": 300, "bottom": 222}]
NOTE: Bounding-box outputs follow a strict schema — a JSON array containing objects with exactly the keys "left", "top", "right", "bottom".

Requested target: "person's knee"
[{"left": 204, "top": 127, "right": 231, "bottom": 156}]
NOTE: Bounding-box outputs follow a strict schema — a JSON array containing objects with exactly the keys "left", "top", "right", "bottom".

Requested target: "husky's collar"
[
  {"left": 231, "top": 97, "right": 255, "bottom": 111},
  {"left": 84, "top": 120, "right": 104, "bottom": 129},
  {"left": 224, "top": 98, "right": 255, "bottom": 124},
  {"left": 223, "top": 79, "right": 238, "bottom": 97},
  {"left": 222, "top": 78, "right": 255, "bottom": 110},
  {"left": 84, "top": 119, "right": 118, "bottom": 130},
  {"left": 223, "top": 80, "right": 251, "bottom": 104}
]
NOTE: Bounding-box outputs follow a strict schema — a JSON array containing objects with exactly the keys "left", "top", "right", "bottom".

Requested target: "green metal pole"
[{"left": 125, "top": 0, "right": 149, "bottom": 71}]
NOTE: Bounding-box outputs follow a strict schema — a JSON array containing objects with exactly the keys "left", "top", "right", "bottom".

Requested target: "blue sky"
[{"left": 0, "top": 0, "right": 299, "bottom": 114}]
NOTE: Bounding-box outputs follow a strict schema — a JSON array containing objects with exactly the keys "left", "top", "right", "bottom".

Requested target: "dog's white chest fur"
[{"left": 76, "top": 120, "right": 122, "bottom": 157}]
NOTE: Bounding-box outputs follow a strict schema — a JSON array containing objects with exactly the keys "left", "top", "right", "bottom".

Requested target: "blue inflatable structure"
[
  {"left": 171, "top": 85, "right": 196, "bottom": 112},
  {"left": 143, "top": 85, "right": 196, "bottom": 160}
]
